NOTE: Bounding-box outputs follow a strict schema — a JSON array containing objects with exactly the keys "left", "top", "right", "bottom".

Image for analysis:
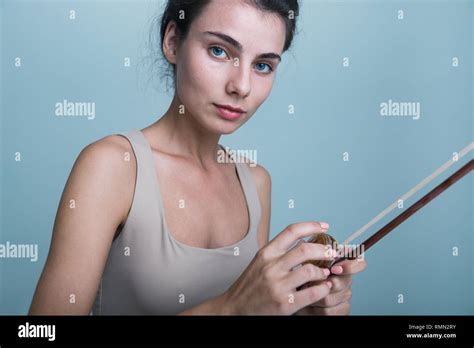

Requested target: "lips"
[
  {"left": 213, "top": 103, "right": 246, "bottom": 121},
  {"left": 214, "top": 104, "right": 246, "bottom": 113}
]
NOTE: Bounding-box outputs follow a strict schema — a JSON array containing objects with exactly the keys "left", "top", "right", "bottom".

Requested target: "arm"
[{"left": 28, "top": 136, "right": 135, "bottom": 315}]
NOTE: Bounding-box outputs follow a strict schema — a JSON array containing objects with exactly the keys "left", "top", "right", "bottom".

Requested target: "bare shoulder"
[
  {"left": 79, "top": 134, "right": 134, "bottom": 166},
  {"left": 78, "top": 134, "right": 135, "bottom": 179},
  {"left": 72, "top": 134, "right": 136, "bottom": 223}
]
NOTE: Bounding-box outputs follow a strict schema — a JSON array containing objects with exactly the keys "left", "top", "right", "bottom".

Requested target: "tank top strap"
[
  {"left": 218, "top": 144, "right": 262, "bottom": 236},
  {"left": 115, "top": 128, "right": 160, "bottom": 221},
  {"left": 234, "top": 160, "right": 262, "bottom": 235},
  {"left": 117, "top": 128, "right": 156, "bottom": 179}
]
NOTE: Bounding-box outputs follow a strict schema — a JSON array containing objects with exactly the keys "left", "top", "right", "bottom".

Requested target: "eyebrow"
[{"left": 203, "top": 31, "right": 282, "bottom": 62}]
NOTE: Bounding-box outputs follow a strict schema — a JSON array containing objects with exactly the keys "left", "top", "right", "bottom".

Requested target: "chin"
[
  {"left": 219, "top": 127, "right": 239, "bottom": 135},
  {"left": 196, "top": 113, "right": 243, "bottom": 135},
  {"left": 211, "top": 121, "right": 241, "bottom": 135}
]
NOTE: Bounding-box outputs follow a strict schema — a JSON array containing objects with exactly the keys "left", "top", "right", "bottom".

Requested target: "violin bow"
[{"left": 335, "top": 142, "right": 473, "bottom": 262}]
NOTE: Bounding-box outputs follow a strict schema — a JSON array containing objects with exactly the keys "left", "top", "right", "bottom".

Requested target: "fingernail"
[
  {"left": 323, "top": 268, "right": 330, "bottom": 276},
  {"left": 326, "top": 281, "right": 332, "bottom": 288},
  {"left": 320, "top": 222, "right": 329, "bottom": 229},
  {"left": 332, "top": 265, "right": 343, "bottom": 274}
]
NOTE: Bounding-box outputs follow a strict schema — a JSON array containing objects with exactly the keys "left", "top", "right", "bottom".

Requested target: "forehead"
[{"left": 191, "top": 0, "right": 286, "bottom": 53}]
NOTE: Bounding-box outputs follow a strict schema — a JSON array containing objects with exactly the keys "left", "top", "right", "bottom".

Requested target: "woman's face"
[{"left": 172, "top": 0, "right": 286, "bottom": 135}]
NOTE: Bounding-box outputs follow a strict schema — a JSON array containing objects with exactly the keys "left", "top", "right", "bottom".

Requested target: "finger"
[
  {"left": 311, "top": 287, "right": 352, "bottom": 308},
  {"left": 334, "top": 244, "right": 355, "bottom": 258},
  {"left": 269, "top": 221, "right": 329, "bottom": 252},
  {"left": 279, "top": 241, "right": 336, "bottom": 271},
  {"left": 284, "top": 263, "right": 329, "bottom": 290},
  {"left": 327, "top": 274, "right": 352, "bottom": 293},
  {"left": 290, "top": 238, "right": 306, "bottom": 253},
  {"left": 293, "top": 280, "right": 332, "bottom": 310},
  {"left": 308, "top": 301, "right": 351, "bottom": 315},
  {"left": 288, "top": 239, "right": 306, "bottom": 271},
  {"left": 300, "top": 275, "right": 351, "bottom": 293},
  {"left": 331, "top": 258, "right": 367, "bottom": 275}
]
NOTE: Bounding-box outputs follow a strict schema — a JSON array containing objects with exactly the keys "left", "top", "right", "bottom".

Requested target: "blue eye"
[
  {"left": 209, "top": 46, "right": 273, "bottom": 74},
  {"left": 209, "top": 46, "right": 228, "bottom": 59},
  {"left": 255, "top": 62, "right": 273, "bottom": 74}
]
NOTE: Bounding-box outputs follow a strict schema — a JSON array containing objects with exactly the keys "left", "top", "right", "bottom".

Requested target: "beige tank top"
[{"left": 91, "top": 129, "right": 261, "bottom": 314}]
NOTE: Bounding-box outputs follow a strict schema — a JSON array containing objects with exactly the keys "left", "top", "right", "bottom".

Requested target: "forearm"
[{"left": 177, "top": 292, "right": 234, "bottom": 315}]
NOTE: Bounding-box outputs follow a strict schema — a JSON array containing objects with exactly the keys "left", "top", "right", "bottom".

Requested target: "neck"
[{"left": 151, "top": 94, "right": 223, "bottom": 170}]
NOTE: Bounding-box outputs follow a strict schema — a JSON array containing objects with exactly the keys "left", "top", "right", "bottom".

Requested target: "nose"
[{"left": 226, "top": 61, "right": 251, "bottom": 98}]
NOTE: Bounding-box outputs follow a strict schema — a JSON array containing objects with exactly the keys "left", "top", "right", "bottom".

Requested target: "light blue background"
[{"left": 0, "top": 0, "right": 472, "bottom": 314}]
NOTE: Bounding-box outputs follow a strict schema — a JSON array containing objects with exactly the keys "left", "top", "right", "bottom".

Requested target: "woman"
[{"left": 29, "top": 0, "right": 367, "bottom": 315}]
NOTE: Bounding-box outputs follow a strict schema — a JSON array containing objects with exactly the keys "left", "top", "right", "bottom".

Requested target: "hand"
[
  {"left": 294, "top": 257, "right": 368, "bottom": 315},
  {"left": 223, "top": 221, "right": 337, "bottom": 315}
]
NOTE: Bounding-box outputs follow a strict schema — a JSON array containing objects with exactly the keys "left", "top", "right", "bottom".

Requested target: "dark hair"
[{"left": 148, "top": 0, "right": 299, "bottom": 93}]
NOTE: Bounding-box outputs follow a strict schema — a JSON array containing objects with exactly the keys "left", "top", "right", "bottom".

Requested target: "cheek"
[
  {"left": 176, "top": 48, "right": 225, "bottom": 109},
  {"left": 251, "top": 77, "right": 274, "bottom": 108}
]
